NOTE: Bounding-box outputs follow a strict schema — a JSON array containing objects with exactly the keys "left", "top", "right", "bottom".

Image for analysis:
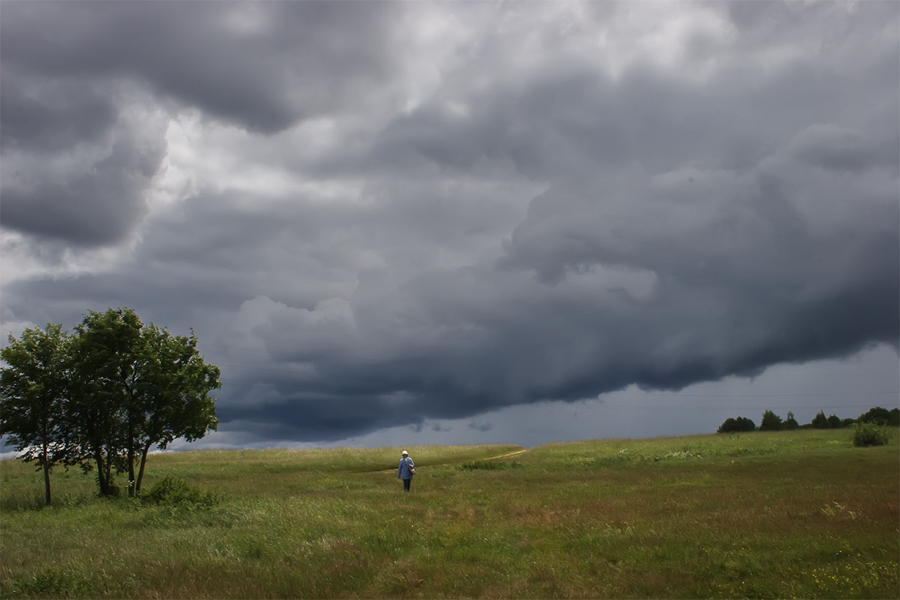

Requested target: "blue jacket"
[{"left": 398, "top": 456, "right": 415, "bottom": 479}]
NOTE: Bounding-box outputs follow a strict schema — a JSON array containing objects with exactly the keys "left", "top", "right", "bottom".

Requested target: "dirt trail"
[{"left": 485, "top": 448, "right": 527, "bottom": 461}]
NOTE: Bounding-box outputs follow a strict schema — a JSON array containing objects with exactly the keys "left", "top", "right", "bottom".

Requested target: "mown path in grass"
[{"left": 378, "top": 446, "right": 527, "bottom": 472}]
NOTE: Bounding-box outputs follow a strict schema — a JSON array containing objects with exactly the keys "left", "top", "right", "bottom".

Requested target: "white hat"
[{"left": 402, "top": 450, "right": 408, "bottom": 456}]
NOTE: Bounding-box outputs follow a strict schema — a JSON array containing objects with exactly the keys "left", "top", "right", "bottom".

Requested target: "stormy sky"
[{"left": 2, "top": 0, "right": 898, "bottom": 451}]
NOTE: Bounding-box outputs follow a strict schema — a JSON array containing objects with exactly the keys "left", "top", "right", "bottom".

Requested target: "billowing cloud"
[{"left": 1, "top": 1, "right": 897, "bottom": 446}]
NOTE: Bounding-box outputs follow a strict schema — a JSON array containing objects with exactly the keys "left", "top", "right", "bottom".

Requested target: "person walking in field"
[{"left": 398, "top": 450, "right": 415, "bottom": 492}]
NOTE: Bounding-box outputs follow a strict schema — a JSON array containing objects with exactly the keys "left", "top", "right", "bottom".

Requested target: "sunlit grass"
[{"left": 1, "top": 433, "right": 897, "bottom": 598}]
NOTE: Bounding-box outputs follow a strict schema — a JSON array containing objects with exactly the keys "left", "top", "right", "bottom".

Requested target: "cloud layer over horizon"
[{"left": 2, "top": 1, "right": 898, "bottom": 446}]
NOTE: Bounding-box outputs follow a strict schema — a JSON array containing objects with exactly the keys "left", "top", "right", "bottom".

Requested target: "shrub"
[
  {"left": 852, "top": 423, "right": 890, "bottom": 447},
  {"left": 141, "top": 476, "right": 218, "bottom": 508},
  {"left": 458, "top": 460, "right": 520, "bottom": 471}
]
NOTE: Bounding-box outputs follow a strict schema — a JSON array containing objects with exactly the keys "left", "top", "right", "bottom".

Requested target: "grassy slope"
[{"left": 0, "top": 432, "right": 897, "bottom": 599}]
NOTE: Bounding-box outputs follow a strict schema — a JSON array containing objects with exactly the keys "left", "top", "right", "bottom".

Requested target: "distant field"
[{"left": 1, "top": 431, "right": 897, "bottom": 598}]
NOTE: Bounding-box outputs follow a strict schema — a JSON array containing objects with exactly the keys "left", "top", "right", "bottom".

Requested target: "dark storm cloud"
[
  {"left": 0, "top": 72, "right": 117, "bottom": 152},
  {"left": 0, "top": 0, "right": 401, "bottom": 246},
  {"left": 0, "top": 1, "right": 400, "bottom": 134},
  {"left": 1, "top": 1, "right": 897, "bottom": 445},
  {"left": 2, "top": 116, "right": 167, "bottom": 246}
]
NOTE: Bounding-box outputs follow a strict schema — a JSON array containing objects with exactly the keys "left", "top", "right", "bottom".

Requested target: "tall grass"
[{"left": 1, "top": 432, "right": 897, "bottom": 598}]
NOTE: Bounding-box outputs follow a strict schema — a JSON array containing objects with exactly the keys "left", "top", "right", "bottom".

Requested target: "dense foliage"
[
  {"left": 852, "top": 422, "right": 891, "bottom": 447},
  {"left": 1, "top": 308, "right": 220, "bottom": 503},
  {"left": 718, "top": 406, "right": 899, "bottom": 435},
  {"left": 716, "top": 416, "right": 756, "bottom": 433},
  {"left": 759, "top": 409, "right": 784, "bottom": 431}
]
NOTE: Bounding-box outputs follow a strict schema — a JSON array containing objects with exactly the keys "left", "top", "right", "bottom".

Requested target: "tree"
[
  {"left": 3, "top": 308, "right": 221, "bottom": 500},
  {"left": 857, "top": 406, "right": 894, "bottom": 426},
  {"left": 811, "top": 410, "right": 829, "bottom": 429},
  {"left": 0, "top": 324, "right": 75, "bottom": 505},
  {"left": 759, "top": 410, "right": 784, "bottom": 431},
  {"left": 717, "top": 416, "right": 756, "bottom": 433},
  {"left": 784, "top": 411, "right": 799, "bottom": 430},
  {"left": 69, "top": 308, "right": 143, "bottom": 496},
  {"left": 69, "top": 308, "right": 221, "bottom": 497},
  {"left": 125, "top": 323, "right": 220, "bottom": 495}
]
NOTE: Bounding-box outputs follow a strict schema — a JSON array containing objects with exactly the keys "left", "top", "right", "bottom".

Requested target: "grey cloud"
[
  {"left": 0, "top": 1, "right": 402, "bottom": 134},
  {"left": 0, "top": 71, "right": 117, "bottom": 152},
  {"left": 789, "top": 124, "right": 900, "bottom": 173},
  {"left": 1, "top": 1, "right": 897, "bottom": 445},
  {"left": 1, "top": 113, "right": 167, "bottom": 246},
  {"left": 469, "top": 421, "right": 493, "bottom": 433}
]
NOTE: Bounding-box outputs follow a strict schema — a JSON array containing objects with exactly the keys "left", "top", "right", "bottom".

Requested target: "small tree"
[
  {"left": 759, "top": 410, "right": 784, "bottom": 431},
  {"left": 784, "top": 411, "right": 799, "bottom": 430},
  {"left": 0, "top": 325, "right": 75, "bottom": 505},
  {"left": 811, "top": 410, "right": 829, "bottom": 429}
]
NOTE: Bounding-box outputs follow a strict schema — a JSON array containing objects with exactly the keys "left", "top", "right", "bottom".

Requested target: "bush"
[
  {"left": 459, "top": 460, "right": 520, "bottom": 471},
  {"left": 852, "top": 423, "right": 890, "bottom": 447},
  {"left": 141, "top": 476, "right": 218, "bottom": 508}
]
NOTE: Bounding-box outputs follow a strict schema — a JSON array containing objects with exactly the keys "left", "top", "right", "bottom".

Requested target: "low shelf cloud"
[{"left": 2, "top": 1, "right": 897, "bottom": 449}]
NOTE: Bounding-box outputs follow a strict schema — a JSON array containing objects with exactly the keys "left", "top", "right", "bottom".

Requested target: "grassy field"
[{"left": 0, "top": 430, "right": 897, "bottom": 599}]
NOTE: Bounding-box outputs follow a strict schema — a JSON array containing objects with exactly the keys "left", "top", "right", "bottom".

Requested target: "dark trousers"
[{"left": 403, "top": 478, "right": 411, "bottom": 492}]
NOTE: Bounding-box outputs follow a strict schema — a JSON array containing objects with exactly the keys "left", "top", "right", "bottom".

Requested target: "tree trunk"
[
  {"left": 42, "top": 446, "right": 52, "bottom": 506},
  {"left": 135, "top": 442, "right": 152, "bottom": 495},
  {"left": 94, "top": 449, "right": 108, "bottom": 496},
  {"left": 127, "top": 442, "right": 136, "bottom": 498},
  {"left": 104, "top": 450, "right": 114, "bottom": 496}
]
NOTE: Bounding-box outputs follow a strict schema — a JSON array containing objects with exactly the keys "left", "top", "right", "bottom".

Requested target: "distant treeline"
[{"left": 718, "top": 406, "right": 900, "bottom": 434}]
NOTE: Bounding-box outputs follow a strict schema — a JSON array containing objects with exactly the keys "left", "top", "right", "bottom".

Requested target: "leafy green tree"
[
  {"left": 70, "top": 308, "right": 143, "bottom": 496},
  {"left": 826, "top": 414, "right": 843, "bottom": 429},
  {"left": 126, "top": 323, "right": 220, "bottom": 495},
  {"left": 70, "top": 308, "right": 221, "bottom": 497},
  {"left": 3, "top": 308, "right": 221, "bottom": 500},
  {"left": 857, "top": 407, "right": 894, "bottom": 426},
  {"left": 759, "top": 410, "right": 783, "bottom": 431},
  {"left": 0, "top": 324, "right": 75, "bottom": 505}
]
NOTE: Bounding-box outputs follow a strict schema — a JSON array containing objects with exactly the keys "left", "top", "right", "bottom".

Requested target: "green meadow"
[{"left": 1, "top": 430, "right": 897, "bottom": 599}]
